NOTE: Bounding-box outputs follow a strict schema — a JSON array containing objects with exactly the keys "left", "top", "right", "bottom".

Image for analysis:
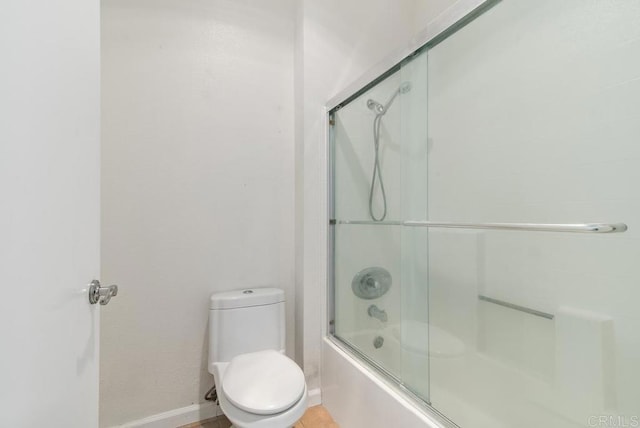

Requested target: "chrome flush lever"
[{"left": 88, "top": 280, "right": 119, "bottom": 305}]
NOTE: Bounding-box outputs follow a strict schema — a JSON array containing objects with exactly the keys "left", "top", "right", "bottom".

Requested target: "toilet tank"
[{"left": 209, "top": 288, "right": 285, "bottom": 365}]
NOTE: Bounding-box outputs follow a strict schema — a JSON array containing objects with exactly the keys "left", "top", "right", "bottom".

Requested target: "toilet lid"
[{"left": 222, "top": 350, "right": 305, "bottom": 415}]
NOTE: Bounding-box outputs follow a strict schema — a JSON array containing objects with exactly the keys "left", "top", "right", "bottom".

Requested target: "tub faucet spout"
[{"left": 368, "top": 304, "right": 388, "bottom": 322}]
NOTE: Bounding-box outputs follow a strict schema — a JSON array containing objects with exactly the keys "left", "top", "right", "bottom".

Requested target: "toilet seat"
[{"left": 222, "top": 350, "right": 305, "bottom": 416}]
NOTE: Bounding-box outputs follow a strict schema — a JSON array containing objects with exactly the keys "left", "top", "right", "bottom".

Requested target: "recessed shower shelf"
[{"left": 331, "top": 219, "right": 628, "bottom": 234}]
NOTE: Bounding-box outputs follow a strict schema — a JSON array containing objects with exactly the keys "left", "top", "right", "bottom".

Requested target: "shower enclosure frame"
[{"left": 325, "top": 1, "right": 500, "bottom": 427}]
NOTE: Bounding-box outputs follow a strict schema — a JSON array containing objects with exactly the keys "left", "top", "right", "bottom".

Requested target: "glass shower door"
[
  {"left": 425, "top": 0, "right": 640, "bottom": 427},
  {"left": 331, "top": 51, "right": 430, "bottom": 402}
]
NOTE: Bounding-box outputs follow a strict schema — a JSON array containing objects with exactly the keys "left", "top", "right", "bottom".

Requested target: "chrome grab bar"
[
  {"left": 333, "top": 220, "right": 628, "bottom": 234},
  {"left": 478, "top": 295, "right": 554, "bottom": 319}
]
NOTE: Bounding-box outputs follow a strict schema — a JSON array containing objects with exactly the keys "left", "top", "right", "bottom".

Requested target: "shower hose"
[{"left": 369, "top": 113, "right": 387, "bottom": 221}]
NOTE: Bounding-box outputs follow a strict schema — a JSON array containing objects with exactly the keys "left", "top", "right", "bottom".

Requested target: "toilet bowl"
[
  {"left": 212, "top": 351, "right": 307, "bottom": 427},
  {"left": 208, "top": 288, "right": 308, "bottom": 428}
]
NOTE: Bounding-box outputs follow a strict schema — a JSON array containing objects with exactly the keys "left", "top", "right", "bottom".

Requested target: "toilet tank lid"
[{"left": 210, "top": 288, "right": 284, "bottom": 309}]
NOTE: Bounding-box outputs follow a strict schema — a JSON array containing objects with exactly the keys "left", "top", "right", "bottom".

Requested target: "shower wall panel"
[{"left": 426, "top": 0, "right": 640, "bottom": 426}]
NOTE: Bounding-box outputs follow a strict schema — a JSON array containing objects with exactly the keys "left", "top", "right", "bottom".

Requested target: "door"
[{"left": 0, "top": 0, "right": 101, "bottom": 426}]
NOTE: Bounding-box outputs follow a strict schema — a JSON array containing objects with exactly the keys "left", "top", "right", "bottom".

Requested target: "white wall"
[
  {"left": 99, "top": 0, "right": 464, "bottom": 424},
  {"left": 100, "top": 0, "right": 295, "bottom": 425}
]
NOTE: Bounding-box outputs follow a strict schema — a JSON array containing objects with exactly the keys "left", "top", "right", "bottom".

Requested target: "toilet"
[{"left": 208, "top": 288, "right": 307, "bottom": 428}]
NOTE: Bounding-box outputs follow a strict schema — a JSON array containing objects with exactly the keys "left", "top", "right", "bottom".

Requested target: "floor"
[{"left": 179, "top": 405, "right": 338, "bottom": 428}]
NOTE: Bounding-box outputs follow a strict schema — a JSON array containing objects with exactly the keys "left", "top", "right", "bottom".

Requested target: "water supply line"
[{"left": 204, "top": 384, "right": 218, "bottom": 404}]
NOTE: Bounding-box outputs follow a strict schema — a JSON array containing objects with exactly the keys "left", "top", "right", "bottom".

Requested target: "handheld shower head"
[
  {"left": 367, "top": 80, "right": 413, "bottom": 222},
  {"left": 366, "top": 81, "right": 412, "bottom": 115},
  {"left": 367, "top": 99, "right": 385, "bottom": 114}
]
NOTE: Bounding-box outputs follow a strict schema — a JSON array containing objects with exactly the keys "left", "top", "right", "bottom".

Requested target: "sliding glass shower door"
[
  {"left": 329, "top": 0, "right": 640, "bottom": 427},
  {"left": 331, "top": 50, "right": 430, "bottom": 402}
]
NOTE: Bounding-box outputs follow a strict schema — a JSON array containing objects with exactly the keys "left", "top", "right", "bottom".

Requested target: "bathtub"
[
  {"left": 322, "top": 337, "right": 449, "bottom": 428},
  {"left": 322, "top": 319, "right": 587, "bottom": 428},
  {"left": 321, "top": 322, "right": 466, "bottom": 428}
]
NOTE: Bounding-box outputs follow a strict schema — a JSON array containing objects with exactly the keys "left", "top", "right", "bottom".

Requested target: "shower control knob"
[
  {"left": 352, "top": 267, "right": 392, "bottom": 299},
  {"left": 365, "top": 277, "right": 381, "bottom": 290}
]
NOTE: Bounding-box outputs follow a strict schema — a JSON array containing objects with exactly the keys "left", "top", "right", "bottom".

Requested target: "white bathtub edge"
[{"left": 322, "top": 337, "right": 450, "bottom": 428}]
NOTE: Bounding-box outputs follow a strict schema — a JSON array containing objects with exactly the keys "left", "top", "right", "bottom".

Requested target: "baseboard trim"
[
  {"left": 110, "top": 402, "right": 220, "bottom": 428},
  {"left": 111, "top": 388, "right": 321, "bottom": 428},
  {"left": 307, "top": 387, "right": 322, "bottom": 407}
]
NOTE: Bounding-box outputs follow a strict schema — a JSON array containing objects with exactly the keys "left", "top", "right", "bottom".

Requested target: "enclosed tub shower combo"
[{"left": 325, "top": 0, "right": 640, "bottom": 427}]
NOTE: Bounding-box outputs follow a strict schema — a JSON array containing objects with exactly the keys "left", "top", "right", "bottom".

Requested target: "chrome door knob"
[{"left": 88, "top": 280, "right": 119, "bottom": 305}]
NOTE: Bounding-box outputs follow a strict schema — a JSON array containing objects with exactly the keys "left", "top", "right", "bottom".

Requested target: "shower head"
[
  {"left": 366, "top": 81, "right": 412, "bottom": 115},
  {"left": 367, "top": 99, "right": 385, "bottom": 114}
]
